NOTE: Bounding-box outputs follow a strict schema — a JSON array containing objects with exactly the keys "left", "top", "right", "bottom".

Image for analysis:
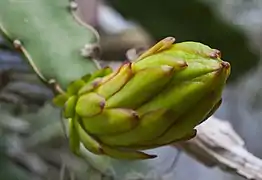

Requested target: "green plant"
[
  {"left": 53, "top": 37, "right": 230, "bottom": 159},
  {"left": 0, "top": 0, "right": 230, "bottom": 161}
]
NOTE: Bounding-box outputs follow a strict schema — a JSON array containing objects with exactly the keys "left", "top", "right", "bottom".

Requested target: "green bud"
[{"left": 53, "top": 37, "right": 231, "bottom": 160}]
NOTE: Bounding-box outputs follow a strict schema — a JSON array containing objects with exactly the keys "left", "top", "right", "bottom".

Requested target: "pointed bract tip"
[
  {"left": 219, "top": 61, "right": 231, "bottom": 78},
  {"left": 130, "top": 110, "right": 140, "bottom": 120},
  {"left": 100, "top": 101, "right": 105, "bottom": 109},
  {"left": 78, "top": 78, "right": 102, "bottom": 95},
  {"left": 214, "top": 61, "right": 231, "bottom": 77},
  {"left": 161, "top": 65, "right": 174, "bottom": 72},
  {"left": 92, "top": 78, "right": 102, "bottom": 87},
  {"left": 178, "top": 61, "right": 188, "bottom": 68},
  {"left": 123, "top": 60, "right": 132, "bottom": 65},
  {"left": 163, "top": 37, "right": 176, "bottom": 44},
  {"left": 115, "top": 61, "right": 132, "bottom": 74},
  {"left": 209, "top": 49, "right": 221, "bottom": 59},
  {"left": 147, "top": 154, "right": 158, "bottom": 159},
  {"left": 221, "top": 61, "right": 230, "bottom": 69},
  {"left": 136, "top": 152, "right": 158, "bottom": 159}
]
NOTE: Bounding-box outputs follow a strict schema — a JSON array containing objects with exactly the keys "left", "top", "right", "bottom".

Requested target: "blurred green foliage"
[{"left": 108, "top": 0, "right": 260, "bottom": 82}]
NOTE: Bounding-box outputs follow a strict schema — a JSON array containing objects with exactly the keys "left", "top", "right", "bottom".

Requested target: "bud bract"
[{"left": 53, "top": 37, "right": 230, "bottom": 160}]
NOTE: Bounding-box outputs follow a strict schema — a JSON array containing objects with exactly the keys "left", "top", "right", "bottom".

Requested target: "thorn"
[
  {"left": 80, "top": 43, "right": 100, "bottom": 59},
  {"left": 13, "top": 39, "right": 22, "bottom": 49},
  {"left": 69, "top": 1, "right": 78, "bottom": 11}
]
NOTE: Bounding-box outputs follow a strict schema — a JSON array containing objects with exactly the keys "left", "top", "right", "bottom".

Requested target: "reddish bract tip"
[
  {"left": 221, "top": 61, "right": 230, "bottom": 69},
  {"left": 179, "top": 61, "right": 188, "bottom": 68},
  {"left": 131, "top": 111, "right": 140, "bottom": 120},
  {"left": 119, "top": 61, "right": 132, "bottom": 72},
  {"left": 209, "top": 49, "right": 221, "bottom": 59},
  {"left": 92, "top": 78, "right": 102, "bottom": 87},
  {"left": 114, "top": 61, "right": 132, "bottom": 75},
  {"left": 123, "top": 60, "right": 131, "bottom": 65},
  {"left": 100, "top": 101, "right": 105, "bottom": 109}
]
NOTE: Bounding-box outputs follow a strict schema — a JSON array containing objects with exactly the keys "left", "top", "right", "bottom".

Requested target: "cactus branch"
[
  {"left": 69, "top": 0, "right": 100, "bottom": 43},
  {"left": 0, "top": 0, "right": 101, "bottom": 91},
  {"left": 12, "top": 39, "right": 48, "bottom": 84}
]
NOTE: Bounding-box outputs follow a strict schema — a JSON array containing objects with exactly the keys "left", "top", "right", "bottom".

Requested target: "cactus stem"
[
  {"left": 0, "top": 0, "right": 102, "bottom": 92},
  {"left": 68, "top": 0, "right": 101, "bottom": 69},
  {"left": 16, "top": 41, "right": 48, "bottom": 84},
  {"left": 0, "top": 24, "right": 65, "bottom": 95},
  {"left": 69, "top": 0, "right": 100, "bottom": 44},
  {"left": 0, "top": 22, "right": 10, "bottom": 41}
]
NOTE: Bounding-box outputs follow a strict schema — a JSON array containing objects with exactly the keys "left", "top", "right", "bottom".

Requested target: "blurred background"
[{"left": 0, "top": 0, "right": 262, "bottom": 179}]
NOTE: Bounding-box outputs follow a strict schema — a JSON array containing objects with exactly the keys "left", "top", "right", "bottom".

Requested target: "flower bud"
[{"left": 53, "top": 37, "right": 230, "bottom": 160}]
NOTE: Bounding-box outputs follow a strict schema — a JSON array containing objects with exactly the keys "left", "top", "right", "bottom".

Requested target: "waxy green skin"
[
  {"left": 53, "top": 37, "right": 231, "bottom": 160},
  {"left": 0, "top": 0, "right": 99, "bottom": 89}
]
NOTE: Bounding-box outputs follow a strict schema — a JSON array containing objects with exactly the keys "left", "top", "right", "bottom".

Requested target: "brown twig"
[{"left": 175, "top": 116, "right": 262, "bottom": 180}]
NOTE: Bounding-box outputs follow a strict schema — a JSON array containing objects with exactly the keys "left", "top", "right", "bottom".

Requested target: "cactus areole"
[{"left": 53, "top": 37, "right": 231, "bottom": 160}]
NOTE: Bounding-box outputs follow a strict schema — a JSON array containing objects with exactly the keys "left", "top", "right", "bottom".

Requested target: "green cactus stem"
[{"left": 0, "top": 0, "right": 100, "bottom": 91}]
